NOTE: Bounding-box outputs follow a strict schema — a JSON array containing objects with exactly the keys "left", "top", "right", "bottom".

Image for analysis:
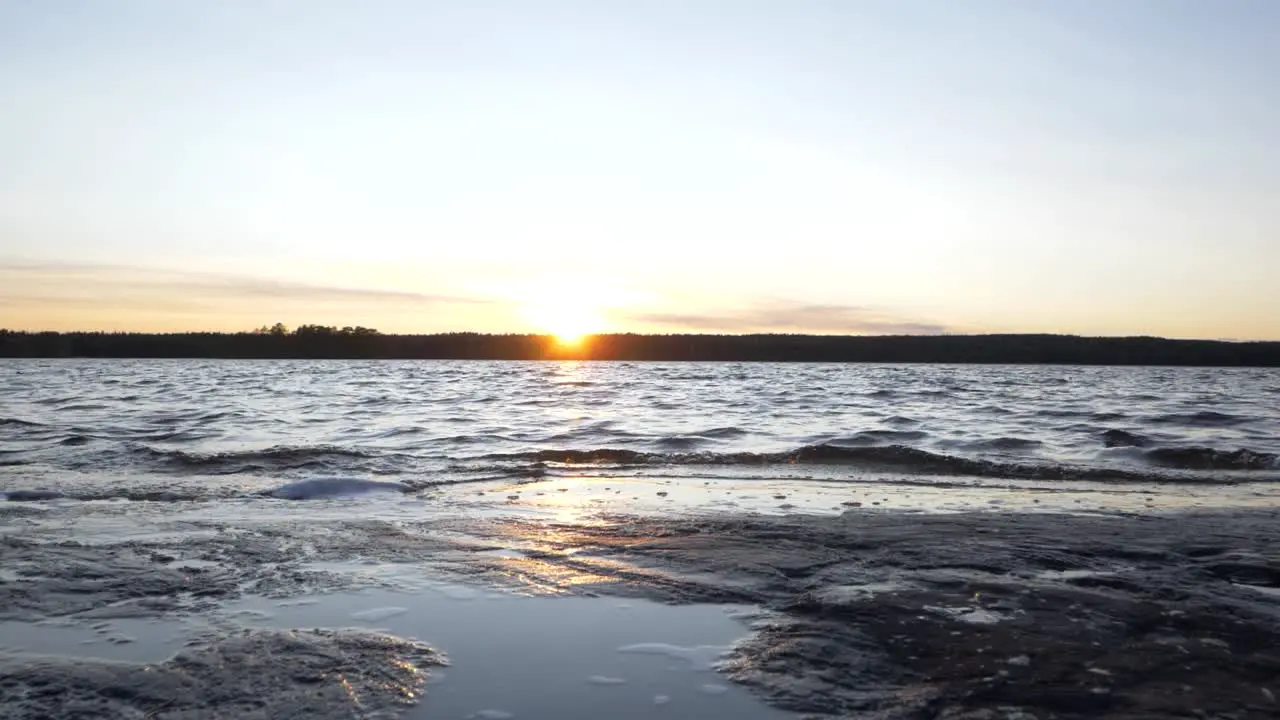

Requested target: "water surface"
[{"left": 3, "top": 360, "right": 1278, "bottom": 501}]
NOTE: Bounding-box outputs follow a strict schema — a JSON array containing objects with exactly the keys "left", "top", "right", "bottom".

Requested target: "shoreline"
[
  {"left": 5, "top": 333, "right": 1280, "bottom": 365},
  {"left": 2, "top": 476, "right": 1278, "bottom": 718}
]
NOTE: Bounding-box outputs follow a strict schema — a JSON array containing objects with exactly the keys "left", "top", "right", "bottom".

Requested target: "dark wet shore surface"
[
  {"left": 3, "top": 497, "right": 1279, "bottom": 719},
  {"left": 456, "top": 510, "right": 1280, "bottom": 718}
]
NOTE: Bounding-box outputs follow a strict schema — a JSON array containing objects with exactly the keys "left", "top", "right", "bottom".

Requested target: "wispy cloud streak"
[
  {"left": 624, "top": 303, "right": 948, "bottom": 335},
  {"left": 0, "top": 261, "right": 497, "bottom": 331},
  {"left": 0, "top": 261, "right": 489, "bottom": 306}
]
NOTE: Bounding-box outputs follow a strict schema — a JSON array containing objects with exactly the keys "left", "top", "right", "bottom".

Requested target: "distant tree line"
[{"left": 2, "top": 326, "right": 1279, "bottom": 365}]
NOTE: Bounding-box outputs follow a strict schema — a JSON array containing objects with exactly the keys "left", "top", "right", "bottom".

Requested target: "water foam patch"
[{"left": 267, "top": 477, "right": 409, "bottom": 500}]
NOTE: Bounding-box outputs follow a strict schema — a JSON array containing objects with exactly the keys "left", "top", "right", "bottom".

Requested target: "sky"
[{"left": 1, "top": 0, "right": 1278, "bottom": 339}]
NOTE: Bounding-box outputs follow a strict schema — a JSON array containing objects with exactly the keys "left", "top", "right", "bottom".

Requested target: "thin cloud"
[
  {"left": 0, "top": 261, "right": 489, "bottom": 306},
  {"left": 624, "top": 303, "right": 949, "bottom": 335},
  {"left": 0, "top": 261, "right": 499, "bottom": 331}
]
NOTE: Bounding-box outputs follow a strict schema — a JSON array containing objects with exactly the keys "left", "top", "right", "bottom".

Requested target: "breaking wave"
[
  {"left": 1142, "top": 447, "right": 1278, "bottom": 471},
  {"left": 473, "top": 443, "right": 1280, "bottom": 483},
  {"left": 127, "top": 445, "right": 384, "bottom": 474}
]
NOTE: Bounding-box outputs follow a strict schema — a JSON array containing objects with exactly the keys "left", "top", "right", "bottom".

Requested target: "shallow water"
[
  {"left": 3, "top": 360, "right": 1279, "bottom": 504},
  {"left": 249, "top": 589, "right": 786, "bottom": 720},
  {"left": 1, "top": 586, "right": 787, "bottom": 720}
]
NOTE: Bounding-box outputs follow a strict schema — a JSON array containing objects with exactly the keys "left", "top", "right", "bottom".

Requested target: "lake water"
[
  {"left": 2, "top": 360, "right": 1278, "bottom": 501},
  {"left": 4, "top": 359, "right": 1280, "bottom": 719}
]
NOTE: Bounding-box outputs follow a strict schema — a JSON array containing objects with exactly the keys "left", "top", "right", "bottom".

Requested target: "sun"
[
  {"left": 553, "top": 329, "right": 587, "bottom": 347},
  {"left": 514, "top": 276, "right": 628, "bottom": 347},
  {"left": 524, "top": 298, "right": 604, "bottom": 347}
]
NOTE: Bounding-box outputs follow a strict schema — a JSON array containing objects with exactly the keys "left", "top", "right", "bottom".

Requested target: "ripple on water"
[{"left": 1, "top": 361, "right": 1277, "bottom": 487}]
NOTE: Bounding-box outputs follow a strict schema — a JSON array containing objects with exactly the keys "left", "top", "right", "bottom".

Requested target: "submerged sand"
[{"left": 1, "top": 475, "right": 1278, "bottom": 718}]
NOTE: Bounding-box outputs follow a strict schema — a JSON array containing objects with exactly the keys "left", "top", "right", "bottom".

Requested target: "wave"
[
  {"left": 473, "top": 443, "right": 1280, "bottom": 483},
  {"left": 1040, "top": 409, "right": 1090, "bottom": 419},
  {"left": 369, "top": 426, "right": 429, "bottom": 439},
  {"left": 5, "top": 477, "right": 418, "bottom": 503},
  {"left": 3, "top": 487, "right": 216, "bottom": 502},
  {"left": 1143, "top": 447, "right": 1278, "bottom": 471},
  {"left": 962, "top": 437, "right": 1043, "bottom": 451},
  {"left": 120, "top": 444, "right": 383, "bottom": 474},
  {"left": 0, "top": 417, "right": 45, "bottom": 428},
  {"left": 652, "top": 436, "right": 707, "bottom": 450},
  {"left": 1149, "top": 411, "right": 1249, "bottom": 427},
  {"left": 134, "top": 429, "right": 225, "bottom": 443},
  {"left": 700, "top": 426, "right": 749, "bottom": 439},
  {"left": 490, "top": 448, "right": 653, "bottom": 465},
  {"left": 1101, "top": 429, "right": 1150, "bottom": 448},
  {"left": 828, "top": 430, "right": 930, "bottom": 446},
  {"left": 651, "top": 426, "right": 751, "bottom": 449}
]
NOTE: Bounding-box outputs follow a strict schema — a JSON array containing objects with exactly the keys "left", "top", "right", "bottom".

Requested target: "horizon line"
[{"left": 1, "top": 328, "right": 1275, "bottom": 344}]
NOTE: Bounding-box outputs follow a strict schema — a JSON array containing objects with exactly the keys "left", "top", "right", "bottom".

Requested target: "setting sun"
[
  {"left": 507, "top": 275, "right": 647, "bottom": 345},
  {"left": 524, "top": 298, "right": 604, "bottom": 347},
  {"left": 553, "top": 330, "right": 586, "bottom": 347}
]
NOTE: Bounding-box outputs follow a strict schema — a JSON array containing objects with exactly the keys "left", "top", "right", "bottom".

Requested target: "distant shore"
[{"left": 2, "top": 329, "right": 1279, "bottom": 366}]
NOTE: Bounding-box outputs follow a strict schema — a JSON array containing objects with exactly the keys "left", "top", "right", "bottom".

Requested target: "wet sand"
[{"left": 2, "top": 474, "right": 1279, "bottom": 718}]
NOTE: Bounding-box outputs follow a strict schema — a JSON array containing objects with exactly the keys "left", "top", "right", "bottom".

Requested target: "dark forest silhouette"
[{"left": 2, "top": 326, "right": 1279, "bottom": 365}]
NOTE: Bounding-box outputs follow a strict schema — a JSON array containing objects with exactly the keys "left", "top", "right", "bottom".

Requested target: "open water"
[{"left": 3, "top": 360, "right": 1279, "bottom": 502}]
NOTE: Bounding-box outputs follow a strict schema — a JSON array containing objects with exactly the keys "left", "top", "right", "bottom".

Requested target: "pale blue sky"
[{"left": 2, "top": 1, "right": 1277, "bottom": 337}]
